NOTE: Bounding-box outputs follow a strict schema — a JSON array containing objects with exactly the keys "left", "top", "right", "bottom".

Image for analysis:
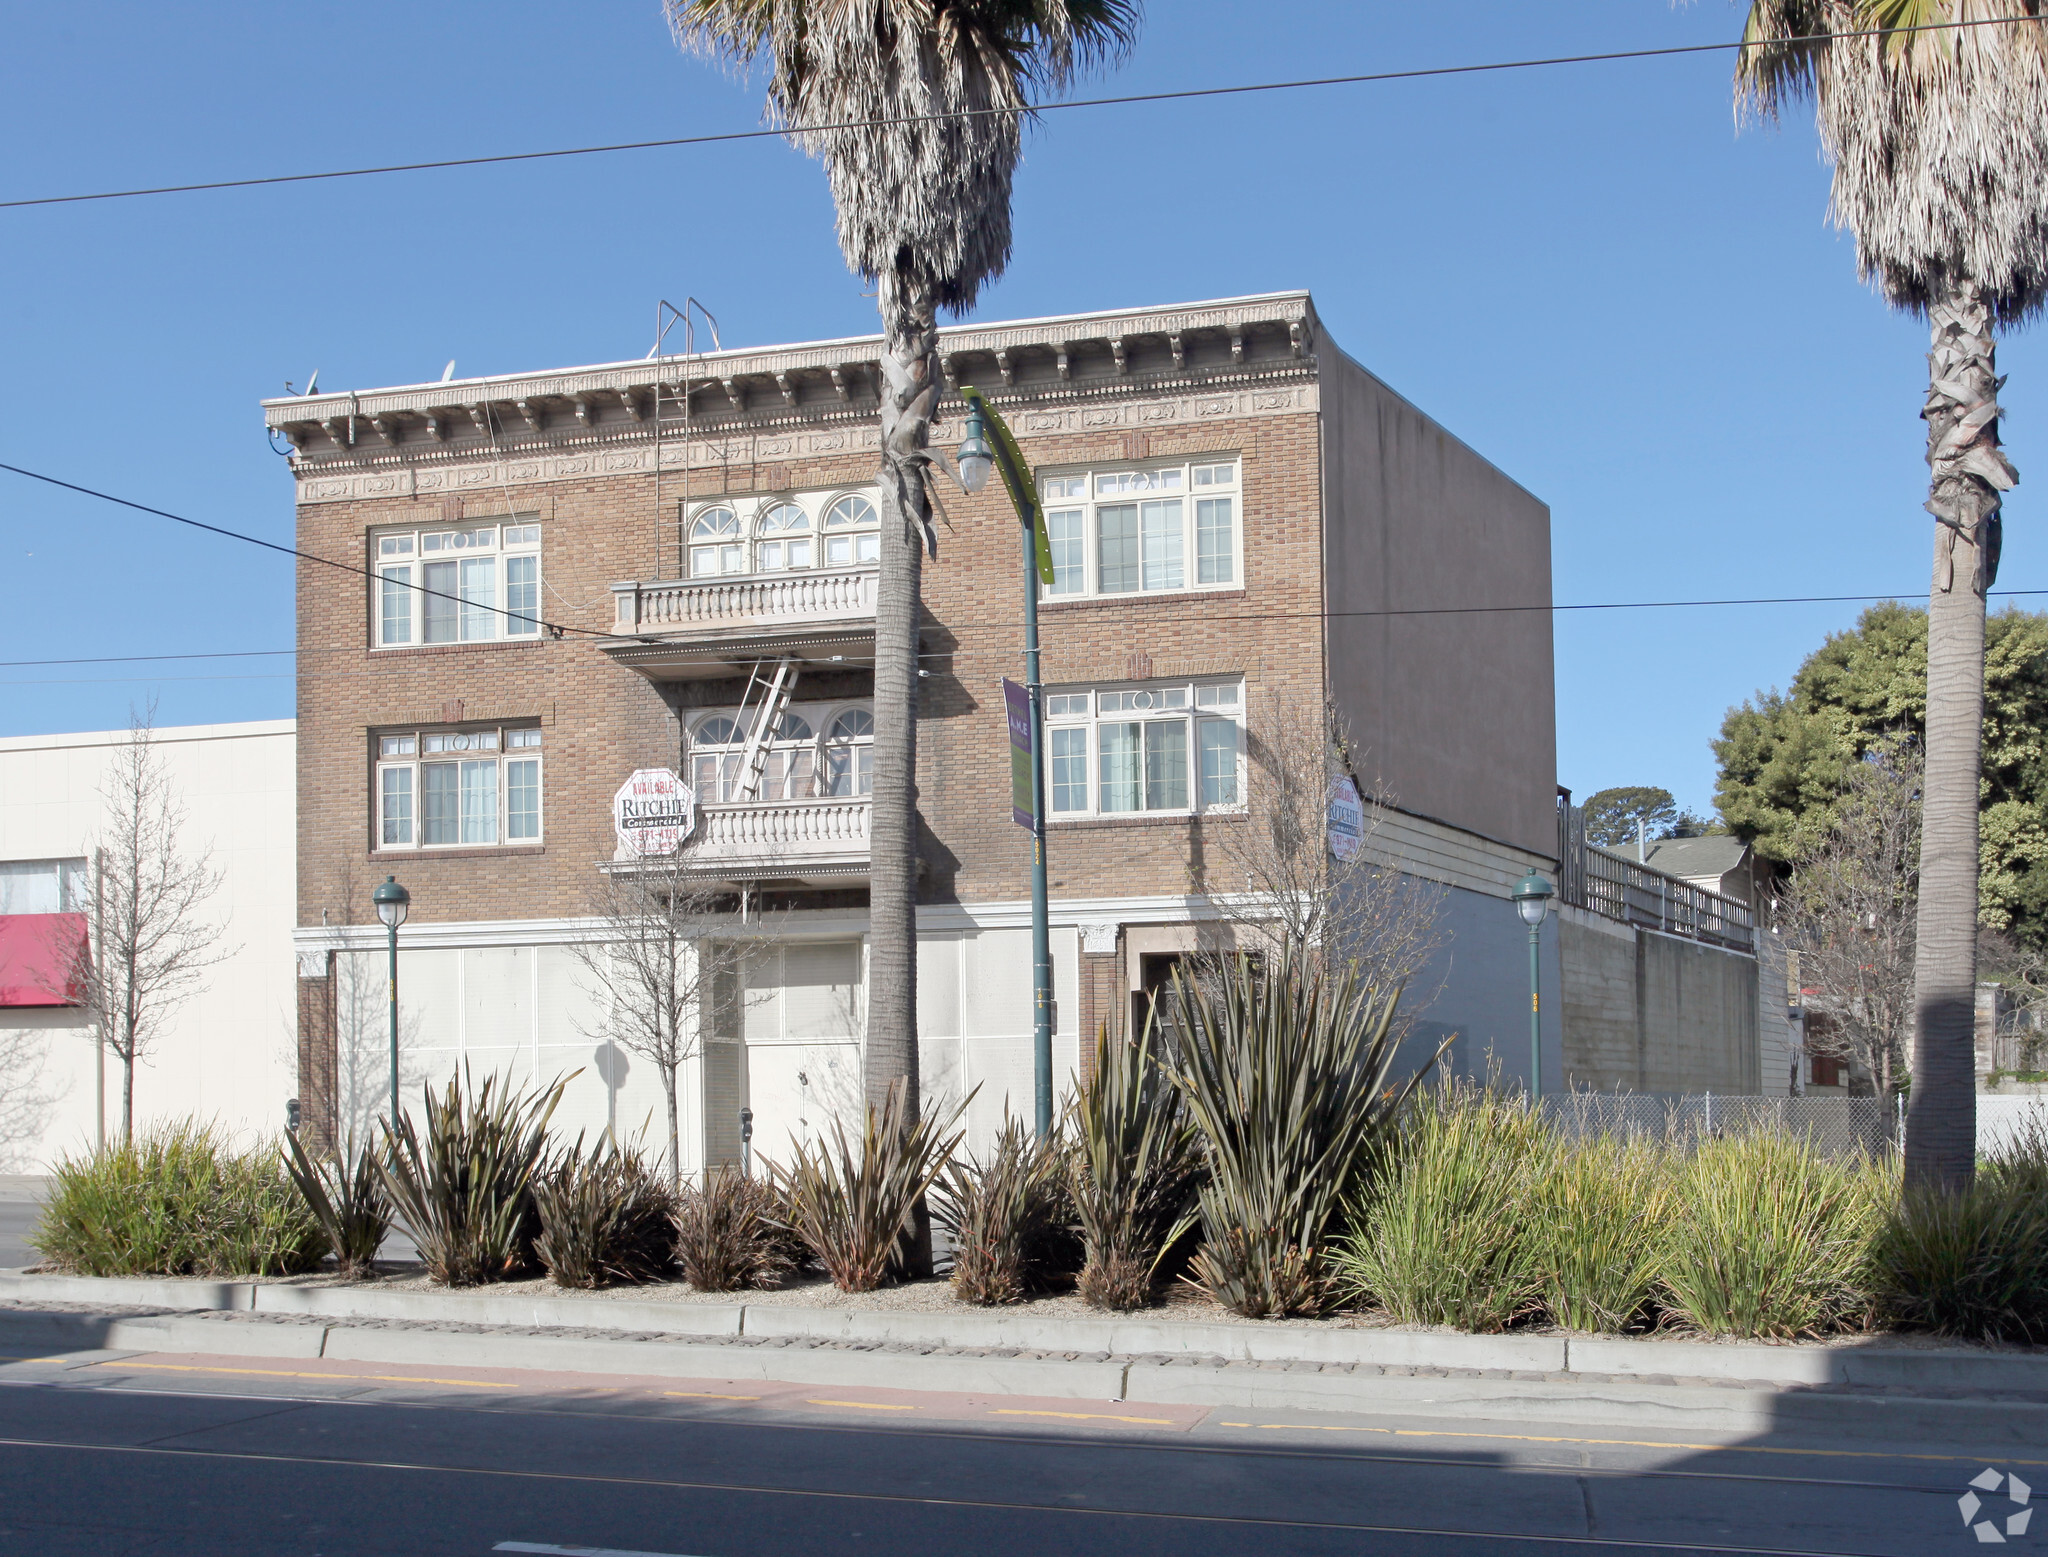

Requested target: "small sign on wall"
[
  {"left": 1328, "top": 775, "right": 1365, "bottom": 862},
  {"left": 614, "top": 768, "right": 697, "bottom": 857}
]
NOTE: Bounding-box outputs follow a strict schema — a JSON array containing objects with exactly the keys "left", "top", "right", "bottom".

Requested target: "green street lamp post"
[
  {"left": 372, "top": 875, "right": 410, "bottom": 1121},
  {"left": 959, "top": 389, "right": 1054, "bottom": 1139},
  {"left": 1512, "top": 868, "right": 1554, "bottom": 1101}
]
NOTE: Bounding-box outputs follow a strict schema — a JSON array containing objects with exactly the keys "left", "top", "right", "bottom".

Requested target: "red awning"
[{"left": 0, "top": 914, "right": 89, "bottom": 1007}]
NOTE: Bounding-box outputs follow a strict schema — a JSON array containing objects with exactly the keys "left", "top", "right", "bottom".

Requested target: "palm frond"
[
  {"left": 1733, "top": 0, "right": 2048, "bottom": 322},
  {"left": 664, "top": 0, "right": 1142, "bottom": 306}
]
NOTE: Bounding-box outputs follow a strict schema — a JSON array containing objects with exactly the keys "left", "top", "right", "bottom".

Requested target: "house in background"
[
  {"left": 268, "top": 291, "right": 1561, "bottom": 1170},
  {"left": 0, "top": 722, "right": 296, "bottom": 1171},
  {"left": 1630, "top": 834, "right": 1773, "bottom": 913}
]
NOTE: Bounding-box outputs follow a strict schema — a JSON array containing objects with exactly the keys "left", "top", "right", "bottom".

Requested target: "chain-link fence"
[
  {"left": 1540, "top": 1092, "right": 2048, "bottom": 1160},
  {"left": 1539, "top": 1093, "right": 1899, "bottom": 1158}
]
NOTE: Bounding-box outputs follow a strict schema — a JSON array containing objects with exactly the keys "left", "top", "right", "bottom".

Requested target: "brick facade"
[{"left": 271, "top": 293, "right": 1556, "bottom": 1152}]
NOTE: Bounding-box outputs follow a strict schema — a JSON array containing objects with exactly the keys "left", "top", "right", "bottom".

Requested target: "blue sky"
[{"left": 1, "top": 1, "right": 2035, "bottom": 820}]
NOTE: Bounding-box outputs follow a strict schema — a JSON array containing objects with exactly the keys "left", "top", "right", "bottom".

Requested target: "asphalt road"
[{"left": 0, "top": 1345, "right": 2019, "bottom": 1556}]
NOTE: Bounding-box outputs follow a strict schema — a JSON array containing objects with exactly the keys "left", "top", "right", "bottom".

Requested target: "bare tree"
[
  {"left": 1783, "top": 737, "right": 1922, "bottom": 1100},
  {"left": 80, "top": 706, "right": 233, "bottom": 1141},
  {"left": 1195, "top": 692, "right": 1446, "bottom": 1035},
  {"left": 567, "top": 846, "right": 746, "bottom": 1185}
]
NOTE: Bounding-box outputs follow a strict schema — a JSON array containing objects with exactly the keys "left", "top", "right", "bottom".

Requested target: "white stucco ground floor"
[{"left": 292, "top": 870, "right": 1566, "bottom": 1177}]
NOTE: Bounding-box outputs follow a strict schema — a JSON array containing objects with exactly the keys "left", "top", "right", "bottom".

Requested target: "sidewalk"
[{"left": 3, "top": 1268, "right": 2044, "bottom": 1449}]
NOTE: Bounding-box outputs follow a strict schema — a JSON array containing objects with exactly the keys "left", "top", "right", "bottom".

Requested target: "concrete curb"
[
  {"left": 317, "top": 1325, "right": 1131, "bottom": 1400},
  {"left": 6, "top": 1267, "right": 2046, "bottom": 1400},
  {"left": 5, "top": 1305, "right": 2047, "bottom": 1444}
]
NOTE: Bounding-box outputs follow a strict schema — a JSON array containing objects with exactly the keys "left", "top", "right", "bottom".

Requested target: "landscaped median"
[{"left": 4, "top": 1269, "right": 2046, "bottom": 1447}]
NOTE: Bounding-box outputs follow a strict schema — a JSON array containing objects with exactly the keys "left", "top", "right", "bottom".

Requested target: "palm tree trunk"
[
  {"left": 866, "top": 273, "right": 936, "bottom": 1121},
  {"left": 1906, "top": 283, "right": 2013, "bottom": 1191}
]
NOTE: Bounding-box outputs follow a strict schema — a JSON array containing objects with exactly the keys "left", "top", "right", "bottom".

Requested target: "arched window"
[
  {"left": 824, "top": 708, "right": 875, "bottom": 798},
  {"left": 689, "top": 507, "right": 743, "bottom": 577},
  {"left": 689, "top": 714, "right": 748, "bottom": 802},
  {"left": 756, "top": 502, "right": 812, "bottom": 572},
  {"left": 762, "top": 711, "right": 817, "bottom": 801},
  {"left": 823, "top": 495, "right": 880, "bottom": 566}
]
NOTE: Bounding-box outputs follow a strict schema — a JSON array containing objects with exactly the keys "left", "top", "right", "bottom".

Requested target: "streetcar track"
[
  {"left": 0, "top": 1432, "right": 1896, "bottom": 1555},
  {"left": 0, "top": 1371, "right": 1988, "bottom": 1501}
]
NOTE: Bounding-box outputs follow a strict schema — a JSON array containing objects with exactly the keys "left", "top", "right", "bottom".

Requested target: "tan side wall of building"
[{"left": 1317, "top": 348, "right": 1556, "bottom": 859}]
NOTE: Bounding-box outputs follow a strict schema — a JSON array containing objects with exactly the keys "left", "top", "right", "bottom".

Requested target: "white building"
[{"left": 0, "top": 721, "right": 296, "bottom": 1170}]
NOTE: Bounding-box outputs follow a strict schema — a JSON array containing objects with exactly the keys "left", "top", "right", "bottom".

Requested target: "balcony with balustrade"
[
  {"left": 601, "top": 566, "right": 879, "bottom": 681},
  {"left": 608, "top": 797, "right": 873, "bottom": 888}
]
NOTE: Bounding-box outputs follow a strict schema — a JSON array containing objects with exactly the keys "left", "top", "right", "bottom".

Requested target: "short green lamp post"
[
  {"left": 1512, "top": 868, "right": 1554, "bottom": 1101},
  {"left": 372, "top": 875, "right": 410, "bottom": 1121}
]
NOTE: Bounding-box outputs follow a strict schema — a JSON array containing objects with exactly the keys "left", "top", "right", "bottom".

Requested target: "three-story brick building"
[{"left": 271, "top": 291, "right": 1559, "bottom": 1167}]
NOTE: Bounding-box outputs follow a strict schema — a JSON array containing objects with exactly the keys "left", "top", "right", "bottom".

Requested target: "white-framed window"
[
  {"left": 687, "top": 703, "right": 873, "bottom": 803},
  {"left": 684, "top": 489, "right": 882, "bottom": 579},
  {"left": 689, "top": 506, "right": 745, "bottom": 577},
  {"left": 0, "top": 858, "right": 89, "bottom": 914},
  {"left": 373, "top": 520, "right": 541, "bottom": 649},
  {"left": 375, "top": 725, "right": 543, "bottom": 849},
  {"left": 823, "top": 494, "right": 881, "bottom": 566},
  {"left": 824, "top": 708, "right": 875, "bottom": 797},
  {"left": 1039, "top": 459, "right": 1239, "bottom": 600},
  {"left": 1043, "top": 680, "right": 1243, "bottom": 819}
]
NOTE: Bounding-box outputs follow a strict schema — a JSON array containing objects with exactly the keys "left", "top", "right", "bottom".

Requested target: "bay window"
[
  {"left": 1044, "top": 681, "right": 1243, "bottom": 819},
  {"left": 376, "top": 725, "right": 542, "bottom": 849},
  {"left": 1040, "top": 460, "right": 1239, "bottom": 600},
  {"left": 374, "top": 520, "right": 541, "bottom": 648}
]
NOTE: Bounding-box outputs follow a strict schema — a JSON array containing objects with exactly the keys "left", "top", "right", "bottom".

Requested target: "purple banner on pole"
[{"left": 1003, "top": 678, "right": 1034, "bottom": 829}]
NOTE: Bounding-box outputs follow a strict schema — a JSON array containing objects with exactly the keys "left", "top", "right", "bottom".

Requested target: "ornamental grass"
[{"left": 36, "top": 1122, "right": 326, "bottom": 1278}]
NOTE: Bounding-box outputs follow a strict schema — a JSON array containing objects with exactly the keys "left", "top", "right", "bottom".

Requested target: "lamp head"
[
  {"left": 1512, "top": 867, "right": 1554, "bottom": 927},
  {"left": 956, "top": 407, "right": 994, "bottom": 494},
  {"left": 373, "top": 874, "right": 411, "bottom": 929}
]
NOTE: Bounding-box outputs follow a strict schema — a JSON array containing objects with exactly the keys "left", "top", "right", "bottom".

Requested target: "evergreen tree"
[{"left": 1713, "top": 603, "right": 2048, "bottom": 944}]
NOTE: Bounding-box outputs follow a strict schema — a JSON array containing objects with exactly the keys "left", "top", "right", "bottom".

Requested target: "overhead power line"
[
  {"left": 0, "top": 463, "right": 606, "bottom": 641},
  {"left": 0, "top": 649, "right": 295, "bottom": 669},
  {"left": 1, "top": 16, "right": 2038, "bottom": 213},
  {"left": 4, "top": 456, "right": 2048, "bottom": 643}
]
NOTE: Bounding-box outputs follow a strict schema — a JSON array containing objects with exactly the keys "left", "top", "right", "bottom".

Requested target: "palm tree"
[
  {"left": 1735, "top": 1, "right": 2047, "bottom": 1188},
  {"left": 665, "top": 2, "right": 1141, "bottom": 1124}
]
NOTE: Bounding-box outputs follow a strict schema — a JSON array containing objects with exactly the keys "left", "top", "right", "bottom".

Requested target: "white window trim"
[
  {"left": 685, "top": 488, "right": 883, "bottom": 580},
  {"left": 370, "top": 518, "right": 542, "bottom": 651},
  {"left": 1039, "top": 458, "right": 1241, "bottom": 603},
  {"left": 375, "top": 726, "right": 544, "bottom": 851},
  {"left": 685, "top": 701, "right": 876, "bottom": 803},
  {"left": 1043, "top": 678, "right": 1246, "bottom": 822}
]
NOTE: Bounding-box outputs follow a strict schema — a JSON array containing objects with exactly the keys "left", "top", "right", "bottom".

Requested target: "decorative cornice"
[{"left": 267, "top": 292, "right": 1323, "bottom": 504}]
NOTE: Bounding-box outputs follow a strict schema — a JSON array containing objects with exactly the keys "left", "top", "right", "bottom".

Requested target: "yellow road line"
[
  {"left": 1249, "top": 1421, "right": 2048, "bottom": 1468},
  {"left": 805, "top": 1398, "right": 915, "bottom": 1412},
  {"left": 105, "top": 1362, "right": 516, "bottom": 1390},
  {"left": 663, "top": 1391, "right": 761, "bottom": 1401},
  {"left": 991, "top": 1410, "right": 1176, "bottom": 1426}
]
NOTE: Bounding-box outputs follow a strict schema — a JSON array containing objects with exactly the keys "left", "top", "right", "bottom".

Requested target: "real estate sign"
[
  {"left": 1328, "top": 775, "right": 1365, "bottom": 862},
  {"left": 1003, "top": 679, "right": 1034, "bottom": 829},
  {"left": 613, "top": 768, "right": 696, "bottom": 856}
]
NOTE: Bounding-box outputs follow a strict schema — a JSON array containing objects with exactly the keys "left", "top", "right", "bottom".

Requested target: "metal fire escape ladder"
[{"left": 731, "top": 655, "right": 798, "bottom": 802}]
